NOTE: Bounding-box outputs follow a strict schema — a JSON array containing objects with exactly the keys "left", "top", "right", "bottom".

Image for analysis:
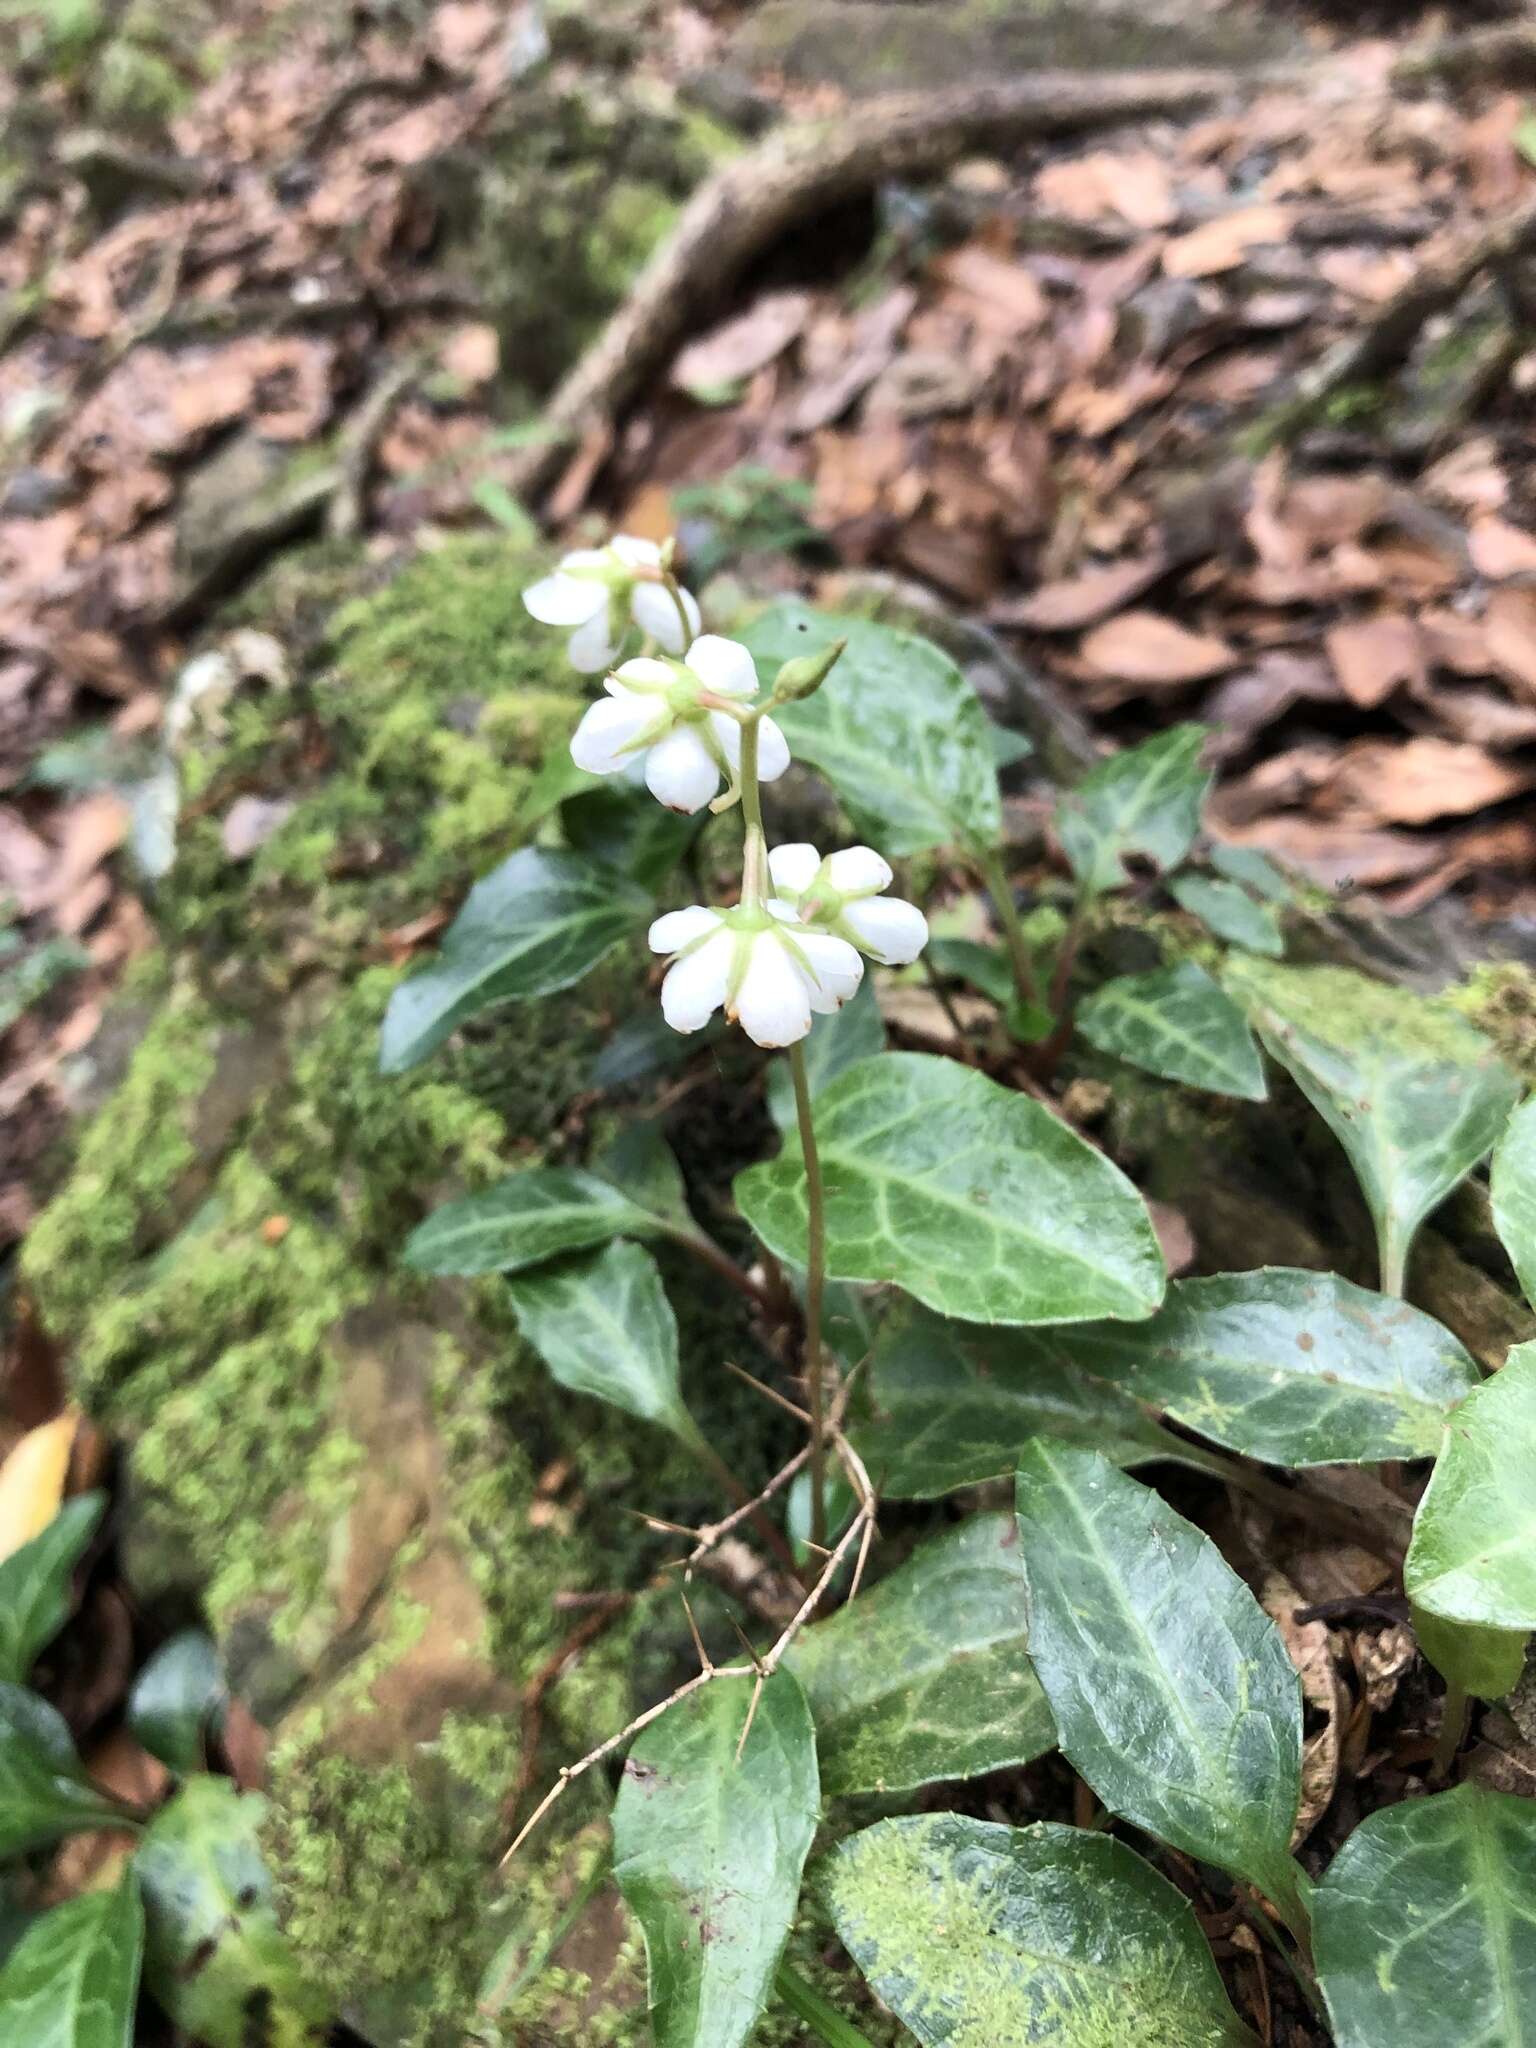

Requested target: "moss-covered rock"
[
  {"left": 416, "top": 74, "right": 739, "bottom": 406},
  {"left": 20, "top": 533, "right": 772, "bottom": 2043}
]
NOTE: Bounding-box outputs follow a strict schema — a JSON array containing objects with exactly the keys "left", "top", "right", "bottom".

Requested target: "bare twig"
[{"left": 498, "top": 1491, "right": 874, "bottom": 1866}]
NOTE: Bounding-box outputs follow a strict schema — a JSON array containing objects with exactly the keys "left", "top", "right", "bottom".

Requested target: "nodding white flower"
[
  {"left": 649, "top": 903, "right": 863, "bottom": 1048},
  {"left": 522, "top": 535, "right": 701, "bottom": 672},
  {"left": 767, "top": 843, "right": 929, "bottom": 965},
  {"left": 570, "top": 635, "right": 791, "bottom": 814}
]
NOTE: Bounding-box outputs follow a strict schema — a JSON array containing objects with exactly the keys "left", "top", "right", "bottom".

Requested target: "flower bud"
[{"left": 770, "top": 638, "right": 846, "bottom": 704}]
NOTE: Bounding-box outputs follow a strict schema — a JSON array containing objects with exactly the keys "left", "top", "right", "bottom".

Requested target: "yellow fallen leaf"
[{"left": 0, "top": 1411, "right": 80, "bottom": 1564}]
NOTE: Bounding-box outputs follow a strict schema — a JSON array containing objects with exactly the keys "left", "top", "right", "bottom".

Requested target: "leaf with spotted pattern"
[
  {"left": 0, "top": 1874, "right": 142, "bottom": 2048},
  {"left": 786, "top": 1515, "right": 1055, "bottom": 1796},
  {"left": 612, "top": 1672, "right": 819, "bottom": 2048},
  {"left": 824, "top": 1815, "right": 1259, "bottom": 2047},
  {"left": 1229, "top": 961, "right": 1519, "bottom": 1295},
  {"left": 736, "top": 1053, "right": 1166, "bottom": 1327},
  {"left": 1015, "top": 1442, "right": 1304, "bottom": 1924},
  {"left": 1060, "top": 1268, "right": 1480, "bottom": 1465},
  {"left": 1314, "top": 1784, "right": 1536, "bottom": 2048},
  {"left": 856, "top": 1305, "right": 1177, "bottom": 1499}
]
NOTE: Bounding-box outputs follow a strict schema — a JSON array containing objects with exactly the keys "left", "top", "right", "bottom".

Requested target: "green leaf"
[
  {"left": 1411, "top": 1609, "right": 1527, "bottom": 1701},
  {"left": 857, "top": 1304, "right": 1176, "bottom": 1499},
  {"left": 1209, "top": 841, "right": 1291, "bottom": 901},
  {"left": 1230, "top": 961, "right": 1520, "bottom": 1294},
  {"left": 738, "top": 602, "right": 1002, "bottom": 855},
  {"left": 0, "top": 1493, "right": 103, "bottom": 1684},
  {"left": 926, "top": 937, "right": 1013, "bottom": 1005},
  {"left": 1406, "top": 1339, "right": 1536, "bottom": 1632},
  {"left": 1061, "top": 1268, "right": 1481, "bottom": 1464},
  {"left": 379, "top": 847, "right": 648, "bottom": 1072},
  {"left": 737, "top": 1052, "right": 1165, "bottom": 1326},
  {"left": 1076, "top": 961, "right": 1267, "bottom": 1101},
  {"left": 1055, "top": 724, "right": 1211, "bottom": 897},
  {"left": 403, "top": 1166, "right": 661, "bottom": 1277},
  {"left": 1015, "top": 1443, "right": 1303, "bottom": 1916},
  {"left": 787, "top": 1466, "right": 857, "bottom": 1568},
  {"left": 824, "top": 1815, "right": 1259, "bottom": 2048},
  {"left": 1491, "top": 1093, "right": 1536, "bottom": 1308},
  {"left": 507, "top": 1241, "right": 697, "bottom": 1443},
  {"left": 561, "top": 782, "right": 697, "bottom": 891},
  {"left": 0, "top": 1872, "right": 143, "bottom": 2048},
  {"left": 612, "top": 1671, "right": 819, "bottom": 2048},
  {"left": 1169, "top": 872, "right": 1283, "bottom": 955},
  {"left": 766, "top": 977, "right": 885, "bottom": 1134},
  {"left": 1313, "top": 1783, "right": 1536, "bottom": 2048},
  {"left": 594, "top": 1120, "right": 695, "bottom": 1234},
  {"left": 0, "top": 1683, "right": 124, "bottom": 1857},
  {"left": 127, "top": 1632, "right": 225, "bottom": 1777},
  {"left": 137, "top": 1777, "right": 330, "bottom": 2048},
  {"left": 470, "top": 475, "right": 538, "bottom": 540},
  {"left": 787, "top": 1515, "right": 1054, "bottom": 1796}
]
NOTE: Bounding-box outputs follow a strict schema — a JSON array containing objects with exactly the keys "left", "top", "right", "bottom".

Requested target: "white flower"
[
  {"left": 649, "top": 903, "right": 863, "bottom": 1047},
  {"left": 570, "top": 635, "right": 791, "bottom": 814},
  {"left": 767, "top": 843, "right": 929, "bottom": 965},
  {"left": 522, "top": 534, "right": 701, "bottom": 672}
]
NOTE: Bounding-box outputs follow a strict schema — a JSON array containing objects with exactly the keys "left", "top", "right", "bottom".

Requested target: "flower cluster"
[{"left": 525, "top": 538, "right": 927, "bottom": 1047}]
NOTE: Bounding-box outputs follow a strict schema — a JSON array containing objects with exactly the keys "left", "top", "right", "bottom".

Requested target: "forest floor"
[{"left": 4, "top": 0, "right": 1536, "bottom": 2040}]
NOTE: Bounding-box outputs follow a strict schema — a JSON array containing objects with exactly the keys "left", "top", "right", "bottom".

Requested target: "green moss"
[
  {"left": 19, "top": 989, "right": 219, "bottom": 1333},
  {"left": 1451, "top": 961, "right": 1536, "bottom": 1084}
]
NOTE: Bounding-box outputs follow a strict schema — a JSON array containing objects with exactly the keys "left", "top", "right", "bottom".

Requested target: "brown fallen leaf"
[
  {"left": 789, "top": 287, "right": 916, "bottom": 436},
  {"left": 1212, "top": 817, "right": 1447, "bottom": 891},
  {"left": 1162, "top": 203, "right": 1294, "bottom": 278},
  {"left": 1325, "top": 613, "right": 1425, "bottom": 709},
  {"left": 932, "top": 244, "right": 1047, "bottom": 335},
  {"left": 1419, "top": 608, "right": 1494, "bottom": 676},
  {"left": 1409, "top": 680, "right": 1536, "bottom": 749},
  {"left": 1324, "top": 737, "right": 1536, "bottom": 826},
  {"left": 1203, "top": 651, "right": 1340, "bottom": 759},
  {"left": 992, "top": 551, "right": 1169, "bottom": 632},
  {"left": 1079, "top": 610, "right": 1236, "bottom": 686},
  {"left": 1034, "top": 148, "right": 1176, "bottom": 230},
  {"left": 0, "top": 1410, "right": 80, "bottom": 1563},
  {"left": 1262, "top": 1571, "right": 1344, "bottom": 1846},
  {"left": 672, "top": 290, "right": 812, "bottom": 392},
  {"left": 1485, "top": 587, "right": 1536, "bottom": 699},
  {"left": 1470, "top": 515, "right": 1536, "bottom": 581}
]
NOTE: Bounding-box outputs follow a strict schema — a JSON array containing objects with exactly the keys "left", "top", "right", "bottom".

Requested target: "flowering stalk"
[
  {"left": 789, "top": 1037, "right": 829, "bottom": 1550},
  {"left": 527, "top": 539, "right": 927, "bottom": 1571}
]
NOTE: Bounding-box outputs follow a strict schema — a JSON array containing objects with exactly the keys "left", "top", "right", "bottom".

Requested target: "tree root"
[{"left": 503, "top": 63, "right": 1293, "bottom": 505}]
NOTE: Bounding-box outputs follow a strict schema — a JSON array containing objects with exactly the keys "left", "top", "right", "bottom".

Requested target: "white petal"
[
  {"left": 610, "top": 657, "right": 674, "bottom": 695},
  {"left": 686, "top": 634, "right": 758, "bottom": 699},
  {"left": 523, "top": 571, "right": 605, "bottom": 627},
  {"left": 707, "top": 711, "right": 744, "bottom": 772},
  {"left": 645, "top": 725, "right": 721, "bottom": 813},
  {"left": 631, "top": 581, "right": 701, "bottom": 654},
  {"left": 768, "top": 842, "right": 822, "bottom": 896},
  {"left": 795, "top": 931, "right": 865, "bottom": 1013},
  {"left": 566, "top": 607, "right": 619, "bottom": 673},
  {"left": 730, "top": 935, "right": 813, "bottom": 1047},
  {"left": 825, "top": 845, "right": 893, "bottom": 896},
  {"left": 570, "top": 693, "right": 656, "bottom": 775},
  {"left": 661, "top": 928, "right": 737, "bottom": 1033},
  {"left": 756, "top": 714, "right": 791, "bottom": 783},
  {"left": 609, "top": 535, "right": 662, "bottom": 569},
  {"left": 841, "top": 894, "right": 929, "bottom": 965},
  {"left": 649, "top": 905, "right": 722, "bottom": 956}
]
